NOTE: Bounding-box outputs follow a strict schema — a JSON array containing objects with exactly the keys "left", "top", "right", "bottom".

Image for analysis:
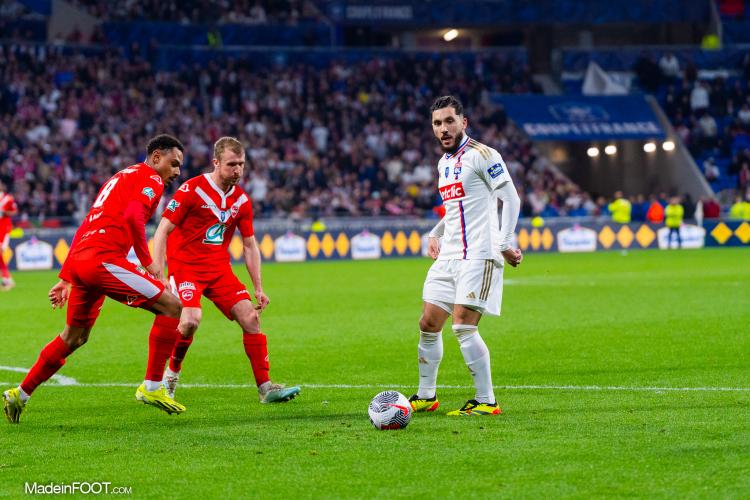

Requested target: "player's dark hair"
[
  {"left": 430, "top": 95, "right": 464, "bottom": 116},
  {"left": 147, "top": 134, "right": 184, "bottom": 155}
]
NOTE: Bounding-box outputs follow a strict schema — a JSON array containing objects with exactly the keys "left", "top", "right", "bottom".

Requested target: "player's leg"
[
  {"left": 0, "top": 232, "right": 13, "bottom": 290},
  {"left": 91, "top": 258, "right": 184, "bottom": 414},
  {"left": 161, "top": 306, "right": 201, "bottom": 399},
  {"left": 229, "top": 299, "right": 301, "bottom": 403},
  {"left": 143, "top": 273, "right": 201, "bottom": 399},
  {"left": 447, "top": 260, "right": 503, "bottom": 416},
  {"left": 3, "top": 283, "right": 102, "bottom": 423}
]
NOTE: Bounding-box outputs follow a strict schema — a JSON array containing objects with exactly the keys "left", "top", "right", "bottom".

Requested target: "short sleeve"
[
  {"left": 237, "top": 197, "right": 254, "bottom": 238},
  {"left": 476, "top": 149, "right": 512, "bottom": 191},
  {"left": 162, "top": 182, "right": 192, "bottom": 226}
]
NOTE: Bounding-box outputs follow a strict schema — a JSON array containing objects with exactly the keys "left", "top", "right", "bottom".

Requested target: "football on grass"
[{"left": 368, "top": 391, "right": 412, "bottom": 430}]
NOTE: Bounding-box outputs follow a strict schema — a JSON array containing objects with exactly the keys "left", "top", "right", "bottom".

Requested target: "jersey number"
[
  {"left": 92, "top": 178, "right": 119, "bottom": 208},
  {"left": 203, "top": 223, "right": 227, "bottom": 245}
]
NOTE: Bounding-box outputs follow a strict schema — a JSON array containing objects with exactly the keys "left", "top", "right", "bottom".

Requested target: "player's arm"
[
  {"left": 427, "top": 217, "right": 445, "bottom": 259},
  {"left": 151, "top": 217, "right": 177, "bottom": 285},
  {"left": 481, "top": 151, "right": 522, "bottom": 267},
  {"left": 242, "top": 235, "right": 269, "bottom": 310},
  {"left": 0, "top": 199, "right": 18, "bottom": 218},
  {"left": 494, "top": 179, "right": 522, "bottom": 267}
]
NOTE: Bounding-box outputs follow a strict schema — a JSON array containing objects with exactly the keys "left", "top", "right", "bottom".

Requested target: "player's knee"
[
  {"left": 237, "top": 309, "right": 260, "bottom": 332},
  {"left": 161, "top": 293, "right": 182, "bottom": 319},
  {"left": 180, "top": 317, "right": 200, "bottom": 335},
  {"left": 419, "top": 314, "right": 442, "bottom": 333}
]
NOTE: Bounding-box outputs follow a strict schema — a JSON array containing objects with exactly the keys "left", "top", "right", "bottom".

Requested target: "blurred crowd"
[
  {"left": 635, "top": 51, "right": 750, "bottom": 195},
  {"left": 70, "top": 0, "right": 322, "bottom": 24},
  {"left": 0, "top": 42, "right": 563, "bottom": 225}
]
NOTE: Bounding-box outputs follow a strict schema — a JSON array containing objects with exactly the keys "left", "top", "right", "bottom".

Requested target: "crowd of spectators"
[
  {"left": 0, "top": 41, "right": 577, "bottom": 225},
  {"left": 634, "top": 50, "right": 750, "bottom": 197},
  {"left": 70, "top": 0, "right": 323, "bottom": 24}
]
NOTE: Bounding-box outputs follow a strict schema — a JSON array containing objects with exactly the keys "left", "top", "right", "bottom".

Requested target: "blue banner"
[{"left": 493, "top": 95, "right": 665, "bottom": 141}]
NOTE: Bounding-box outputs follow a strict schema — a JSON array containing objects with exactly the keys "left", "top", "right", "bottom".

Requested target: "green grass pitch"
[{"left": 0, "top": 248, "right": 748, "bottom": 498}]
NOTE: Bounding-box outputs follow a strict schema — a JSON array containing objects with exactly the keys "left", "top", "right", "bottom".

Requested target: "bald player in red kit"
[{"left": 3, "top": 135, "right": 187, "bottom": 424}]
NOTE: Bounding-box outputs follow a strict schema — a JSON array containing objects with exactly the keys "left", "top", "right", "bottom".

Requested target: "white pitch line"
[
  {"left": 4, "top": 381, "right": 750, "bottom": 392},
  {"left": 2, "top": 367, "right": 748, "bottom": 392}
]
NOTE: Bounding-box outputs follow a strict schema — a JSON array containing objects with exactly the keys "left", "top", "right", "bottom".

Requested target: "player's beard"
[{"left": 438, "top": 131, "right": 464, "bottom": 154}]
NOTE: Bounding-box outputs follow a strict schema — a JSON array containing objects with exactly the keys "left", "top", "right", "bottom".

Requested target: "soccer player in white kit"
[{"left": 409, "top": 96, "right": 522, "bottom": 416}]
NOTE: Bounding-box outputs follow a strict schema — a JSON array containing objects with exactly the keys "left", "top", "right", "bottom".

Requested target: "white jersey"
[{"left": 436, "top": 135, "right": 513, "bottom": 262}]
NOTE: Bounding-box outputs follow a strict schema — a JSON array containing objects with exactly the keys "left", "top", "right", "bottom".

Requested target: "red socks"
[
  {"left": 20, "top": 335, "right": 72, "bottom": 395},
  {"left": 145, "top": 316, "right": 180, "bottom": 382},
  {"left": 242, "top": 332, "right": 270, "bottom": 387},
  {"left": 169, "top": 335, "right": 194, "bottom": 372},
  {"left": 0, "top": 251, "right": 9, "bottom": 279}
]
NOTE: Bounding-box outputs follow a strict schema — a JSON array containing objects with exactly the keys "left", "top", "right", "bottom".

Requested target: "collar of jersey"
[
  {"left": 203, "top": 173, "right": 235, "bottom": 209},
  {"left": 444, "top": 135, "right": 470, "bottom": 159}
]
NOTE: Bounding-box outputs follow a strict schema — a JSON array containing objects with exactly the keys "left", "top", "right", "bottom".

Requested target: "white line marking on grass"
[
  {"left": 0, "top": 365, "right": 77, "bottom": 386},
  {"left": 5, "top": 380, "right": 750, "bottom": 392},
  {"left": 1, "top": 367, "right": 747, "bottom": 392}
]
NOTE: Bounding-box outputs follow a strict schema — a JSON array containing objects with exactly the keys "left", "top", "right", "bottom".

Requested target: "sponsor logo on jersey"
[
  {"left": 181, "top": 290, "right": 194, "bottom": 302},
  {"left": 178, "top": 281, "right": 196, "bottom": 292},
  {"left": 487, "top": 163, "right": 505, "bottom": 178},
  {"left": 439, "top": 182, "right": 465, "bottom": 201},
  {"left": 142, "top": 187, "right": 156, "bottom": 200},
  {"left": 203, "top": 223, "right": 227, "bottom": 245},
  {"left": 167, "top": 199, "right": 180, "bottom": 212},
  {"left": 150, "top": 175, "right": 163, "bottom": 185},
  {"left": 179, "top": 183, "right": 190, "bottom": 192}
]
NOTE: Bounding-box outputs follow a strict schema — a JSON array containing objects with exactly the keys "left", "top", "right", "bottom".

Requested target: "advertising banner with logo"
[
  {"left": 6, "top": 218, "right": 747, "bottom": 271},
  {"left": 492, "top": 95, "right": 665, "bottom": 141}
]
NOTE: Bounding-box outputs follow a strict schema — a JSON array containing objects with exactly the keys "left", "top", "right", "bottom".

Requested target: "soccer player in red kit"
[
  {"left": 142, "top": 136, "right": 300, "bottom": 406},
  {"left": 0, "top": 182, "right": 18, "bottom": 290},
  {"left": 2, "top": 135, "right": 186, "bottom": 424}
]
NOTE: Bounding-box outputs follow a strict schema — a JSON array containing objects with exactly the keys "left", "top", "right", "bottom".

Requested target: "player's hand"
[
  {"left": 254, "top": 290, "right": 270, "bottom": 311},
  {"left": 49, "top": 280, "right": 71, "bottom": 309},
  {"left": 145, "top": 263, "right": 168, "bottom": 286},
  {"left": 501, "top": 248, "right": 523, "bottom": 267},
  {"left": 428, "top": 237, "right": 440, "bottom": 259}
]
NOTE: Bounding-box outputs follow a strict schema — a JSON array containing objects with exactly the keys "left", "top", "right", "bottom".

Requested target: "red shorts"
[
  {"left": 66, "top": 256, "right": 166, "bottom": 328},
  {"left": 168, "top": 264, "right": 250, "bottom": 320}
]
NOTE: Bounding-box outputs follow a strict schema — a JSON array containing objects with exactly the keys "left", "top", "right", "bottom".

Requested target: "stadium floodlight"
[
  {"left": 443, "top": 29, "right": 459, "bottom": 42},
  {"left": 587, "top": 147, "right": 599, "bottom": 157},
  {"left": 662, "top": 140, "right": 675, "bottom": 151},
  {"left": 604, "top": 145, "right": 617, "bottom": 155},
  {"left": 643, "top": 142, "right": 657, "bottom": 153}
]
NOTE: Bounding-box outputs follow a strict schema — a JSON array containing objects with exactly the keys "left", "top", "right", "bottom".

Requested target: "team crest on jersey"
[
  {"left": 181, "top": 290, "right": 194, "bottom": 302},
  {"left": 444, "top": 166, "right": 449, "bottom": 178},
  {"left": 439, "top": 182, "right": 465, "bottom": 201},
  {"left": 203, "top": 223, "right": 227, "bottom": 245},
  {"left": 150, "top": 175, "right": 163, "bottom": 185},
  {"left": 487, "top": 163, "right": 505, "bottom": 178},
  {"left": 179, "top": 183, "right": 190, "bottom": 192},
  {"left": 230, "top": 205, "right": 240, "bottom": 218},
  {"left": 219, "top": 211, "right": 229, "bottom": 223},
  {"left": 142, "top": 187, "right": 156, "bottom": 200},
  {"left": 167, "top": 199, "right": 180, "bottom": 212},
  {"left": 178, "top": 281, "right": 196, "bottom": 292}
]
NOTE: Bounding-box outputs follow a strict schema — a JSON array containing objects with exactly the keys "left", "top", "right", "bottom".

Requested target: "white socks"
[
  {"left": 17, "top": 386, "right": 30, "bottom": 402},
  {"left": 417, "top": 330, "right": 443, "bottom": 399},
  {"left": 453, "top": 324, "right": 495, "bottom": 404},
  {"left": 144, "top": 380, "right": 161, "bottom": 392}
]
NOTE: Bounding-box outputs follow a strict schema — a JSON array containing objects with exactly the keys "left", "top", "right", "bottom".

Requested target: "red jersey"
[
  {"left": 68, "top": 163, "right": 164, "bottom": 261},
  {"left": 0, "top": 192, "right": 17, "bottom": 234},
  {"left": 163, "top": 173, "right": 254, "bottom": 268}
]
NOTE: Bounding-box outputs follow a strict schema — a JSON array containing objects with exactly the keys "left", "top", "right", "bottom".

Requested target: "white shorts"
[{"left": 422, "top": 259, "right": 504, "bottom": 316}]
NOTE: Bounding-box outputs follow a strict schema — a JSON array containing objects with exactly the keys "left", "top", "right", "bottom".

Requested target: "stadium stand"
[{"left": 0, "top": 41, "right": 586, "bottom": 224}]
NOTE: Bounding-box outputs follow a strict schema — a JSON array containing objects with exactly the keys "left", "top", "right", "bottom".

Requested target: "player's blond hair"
[{"left": 213, "top": 136, "right": 244, "bottom": 161}]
